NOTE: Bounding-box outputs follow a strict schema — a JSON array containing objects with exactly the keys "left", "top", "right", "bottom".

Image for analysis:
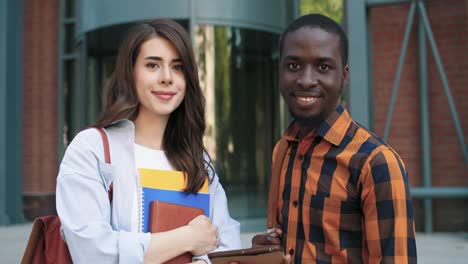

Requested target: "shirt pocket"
[
  {"left": 305, "top": 195, "right": 361, "bottom": 255},
  {"left": 98, "top": 160, "right": 114, "bottom": 192}
]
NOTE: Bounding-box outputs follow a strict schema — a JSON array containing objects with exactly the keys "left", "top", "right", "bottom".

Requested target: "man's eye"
[
  {"left": 288, "top": 63, "right": 300, "bottom": 70},
  {"left": 318, "top": 64, "right": 330, "bottom": 71}
]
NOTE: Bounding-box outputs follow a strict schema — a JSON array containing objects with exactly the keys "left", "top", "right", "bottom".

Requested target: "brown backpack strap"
[
  {"left": 95, "top": 127, "right": 113, "bottom": 202},
  {"left": 267, "top": 138, "right": 289, "bottom": 229},
  {"left": 95, "top": 128, "right": 111, "bottom": 164}
]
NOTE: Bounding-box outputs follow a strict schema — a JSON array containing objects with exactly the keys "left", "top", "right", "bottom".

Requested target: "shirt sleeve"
[
  {"left": 360, "top": 147, "right": 417, "bottom": 264},
  {"left": 192, "top": 165, "right": 242, "bottom": 263},
  {"left": 56, "top": 129, "right": 151, "bottom": 264}
]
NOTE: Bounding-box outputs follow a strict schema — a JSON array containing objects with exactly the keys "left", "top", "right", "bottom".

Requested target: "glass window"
[
  {"left": 62, "top": 60, "right": 75, "bottom": 146},
  {"left": 195, "top": 25, "right": 282, "bottom": 231},
  {"left": 64, "top": 0, "right": 76, "bottom": 19},
  {"left": 64, "top": 24, "right": 76, "bottom": 54}
]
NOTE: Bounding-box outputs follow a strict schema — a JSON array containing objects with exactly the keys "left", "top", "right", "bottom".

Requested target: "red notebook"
[{"left": 149, "top": 200, "right": 204, "bottom": 264}]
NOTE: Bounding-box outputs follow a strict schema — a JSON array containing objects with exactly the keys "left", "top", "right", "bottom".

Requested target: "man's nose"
[{"left": 296, "top": 66, "right": 318, "bottom": 88}]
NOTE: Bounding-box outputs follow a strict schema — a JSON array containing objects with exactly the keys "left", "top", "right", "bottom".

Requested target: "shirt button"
[
  {"left": 289, "top": 248, "right": 295, "bottom": 255},
  {"left": 293, "top": 200, "right": 298, "bottom": 207},
  {"left": 298, "top": 154, "right": 304, "bottom": 160}
]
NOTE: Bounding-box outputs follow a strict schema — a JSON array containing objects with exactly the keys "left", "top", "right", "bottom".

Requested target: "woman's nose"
[{"left": 158, "top": 66, "right": 173, "bottom": 85}]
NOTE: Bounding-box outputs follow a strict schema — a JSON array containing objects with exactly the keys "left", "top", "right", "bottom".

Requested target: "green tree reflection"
[
  {"left": 300, "top": 0, "right": 343, "bottom": 23},
  {"left": 214, "top": 27, "right": 232, "bottom": 181}
]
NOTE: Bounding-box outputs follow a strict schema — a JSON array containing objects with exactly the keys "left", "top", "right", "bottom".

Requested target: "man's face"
[{"left": 280, "top": 27, "right": 348, "bottom": 125}]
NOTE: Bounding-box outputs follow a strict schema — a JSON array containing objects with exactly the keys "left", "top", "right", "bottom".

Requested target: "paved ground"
[{"left": 2, "top": 222, "right": 467, "bottom": 263}]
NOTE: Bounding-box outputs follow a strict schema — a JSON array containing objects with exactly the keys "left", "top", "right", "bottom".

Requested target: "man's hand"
[
  {"left": 281, "top": 254, "right": 291, "bottom": 264},
  {"left": 251, "top": 227, "right": 283, "bottom": 247},
  {"left": 251, "top": 227, "right": 291, "bottom": 264}
]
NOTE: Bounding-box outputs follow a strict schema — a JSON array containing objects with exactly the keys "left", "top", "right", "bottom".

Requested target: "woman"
[{"left": 56, "top": 19, "right": 242, "bottom": 263}]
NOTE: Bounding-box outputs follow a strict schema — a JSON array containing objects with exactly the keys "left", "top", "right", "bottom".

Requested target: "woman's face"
[{"left": 134, "top": 36, "right": 186, "bottom": 121}]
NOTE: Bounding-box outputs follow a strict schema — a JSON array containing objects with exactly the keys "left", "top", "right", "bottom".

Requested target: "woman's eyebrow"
[{"left": 144, "top": 56, "right": 182, "bottom": 63}]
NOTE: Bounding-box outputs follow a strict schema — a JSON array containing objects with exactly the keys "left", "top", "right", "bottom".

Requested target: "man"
[{"left": 254, "top": 14, "right": 417, "bottom": 263}]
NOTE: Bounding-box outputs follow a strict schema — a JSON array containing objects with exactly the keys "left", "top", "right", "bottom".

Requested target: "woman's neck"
[{"left": 133, "top": 110, "right": 169, "bottom": 150}]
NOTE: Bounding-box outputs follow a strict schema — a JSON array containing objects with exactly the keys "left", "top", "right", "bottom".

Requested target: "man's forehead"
[
  {"left": 284, "top": 26, "right": 339, "bottom": 46},
  {"left": 281, "top": 27, "right": 341, "bottom": 59}
]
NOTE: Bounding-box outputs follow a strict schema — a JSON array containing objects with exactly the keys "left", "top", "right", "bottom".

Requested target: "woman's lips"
[{"left": 152, "top": 91, "right": 176, "bottom": 100}]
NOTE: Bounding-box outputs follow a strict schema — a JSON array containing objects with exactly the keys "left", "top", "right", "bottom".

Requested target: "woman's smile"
[{"left": 151, "top": 90, "right": 177, "bottom": 100}]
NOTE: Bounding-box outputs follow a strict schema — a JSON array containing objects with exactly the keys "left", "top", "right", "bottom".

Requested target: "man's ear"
[
  {"left": 342, "top": 64, "right": 349, "bottom": 83},
  {"left": 339, "top": 65, "right": 350, "bottom": 101}
]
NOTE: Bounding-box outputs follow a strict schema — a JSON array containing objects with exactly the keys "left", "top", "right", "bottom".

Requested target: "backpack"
[{"left": 21, "top": 128, "right": 112, "bottom": 264}]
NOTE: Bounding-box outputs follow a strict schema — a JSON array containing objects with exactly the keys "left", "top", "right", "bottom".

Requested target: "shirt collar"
[{"left": 283, "top": 104, "right": 352, "bottom": 147}]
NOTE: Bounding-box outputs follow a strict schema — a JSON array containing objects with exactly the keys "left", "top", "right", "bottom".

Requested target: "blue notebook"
[{"left": 139, "top": 168, "right": 210, "bottom": 233}]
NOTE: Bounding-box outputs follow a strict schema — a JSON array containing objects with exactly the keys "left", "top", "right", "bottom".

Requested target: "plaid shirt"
[{"left": 272, "top": 105, "right": 417, "bottom": 263}]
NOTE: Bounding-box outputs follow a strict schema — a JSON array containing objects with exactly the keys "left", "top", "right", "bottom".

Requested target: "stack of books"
[{"left": 139, "top": 169, "right": 209, "bottom": 264}]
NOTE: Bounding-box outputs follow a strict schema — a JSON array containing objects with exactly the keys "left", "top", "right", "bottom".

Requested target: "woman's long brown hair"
[{"left": 93, "top": 19, "right": 212, "bottom": 193}]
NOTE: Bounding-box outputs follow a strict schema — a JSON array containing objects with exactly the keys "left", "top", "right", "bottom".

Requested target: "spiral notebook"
[{"left": 139, "top": 168, "right": 210, "bottom": 233}]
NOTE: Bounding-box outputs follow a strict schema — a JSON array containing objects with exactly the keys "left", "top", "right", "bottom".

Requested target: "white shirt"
[{"left": 132, "top": 144, "right": 174, "bottom": 232}]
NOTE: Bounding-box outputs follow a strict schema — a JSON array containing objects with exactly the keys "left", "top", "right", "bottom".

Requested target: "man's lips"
[
  {"left": 292, "top": 93, "right": 322, "bottom": 106},
  {"left": 297, "top": 96, "right": 319, "bottom": 102},
  {"left": 292, "top": 90, "right": 322, "bottom": 104},
  {"left": 151, "top": 91, "right": 176, "bottom": 100}
]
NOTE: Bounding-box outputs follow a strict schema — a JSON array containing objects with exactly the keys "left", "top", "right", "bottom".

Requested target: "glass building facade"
[
  {"left": 5, "top": 0, "right": 467, "bottom": 236},
  {"left": 194, "top": 25, "right": 285, "bottom": 227}
]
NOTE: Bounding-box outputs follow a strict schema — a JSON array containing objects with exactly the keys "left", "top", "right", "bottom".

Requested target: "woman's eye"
[
  {"left": 173, "top": 64, "right": 184, "bottom": 71},
  {"left": 146, "top": 63, "right": 158, "bottom": 69},
  {"left": 288, "top": 63, "right": 300, "bottom": 70}
]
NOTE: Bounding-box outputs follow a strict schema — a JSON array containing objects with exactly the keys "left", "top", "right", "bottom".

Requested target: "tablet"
[{"left": 208, "top": 245, "right": 283, "bottom": 264}]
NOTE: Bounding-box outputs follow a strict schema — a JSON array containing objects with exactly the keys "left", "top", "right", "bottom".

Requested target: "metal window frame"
[
  {"left": 58, "top": 0, "right": 80, "bottom": 158},
  {"left": 0, "top": 0, "right": 25, "bottom": 225}
]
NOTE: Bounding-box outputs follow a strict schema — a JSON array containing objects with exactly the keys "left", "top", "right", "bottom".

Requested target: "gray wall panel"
[
  {"left": 79, "top": 0, "right": 290, "bottom": 34},
  {"left": 80, "top": 0, "right": 190, "bottom": 33},
  {"left": 0, "top": 0, "right": 24, "bottom": 225},
  {"left": 0, "top": 0, "right": 9, "bottom": 225},
  {"left": 194, "top": 0, "right": 287, "bottom": 33}
]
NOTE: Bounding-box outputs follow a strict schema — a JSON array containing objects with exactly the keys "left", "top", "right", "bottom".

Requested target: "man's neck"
[
  {"left": 297, "top": 124, "right": 317, "bottom": 139},
  {"left": 296, "top": 117, "right": 321, "bottom": 139}
]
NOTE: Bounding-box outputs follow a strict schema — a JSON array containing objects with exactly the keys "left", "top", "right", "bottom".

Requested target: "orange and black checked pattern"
[{"left": 272, "top": 105, "right": 417, "bottom": 264}]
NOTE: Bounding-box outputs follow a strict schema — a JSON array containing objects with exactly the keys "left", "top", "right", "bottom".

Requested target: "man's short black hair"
[{"left": 279, "top": 14, "right": 348, "bottom": 66}]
